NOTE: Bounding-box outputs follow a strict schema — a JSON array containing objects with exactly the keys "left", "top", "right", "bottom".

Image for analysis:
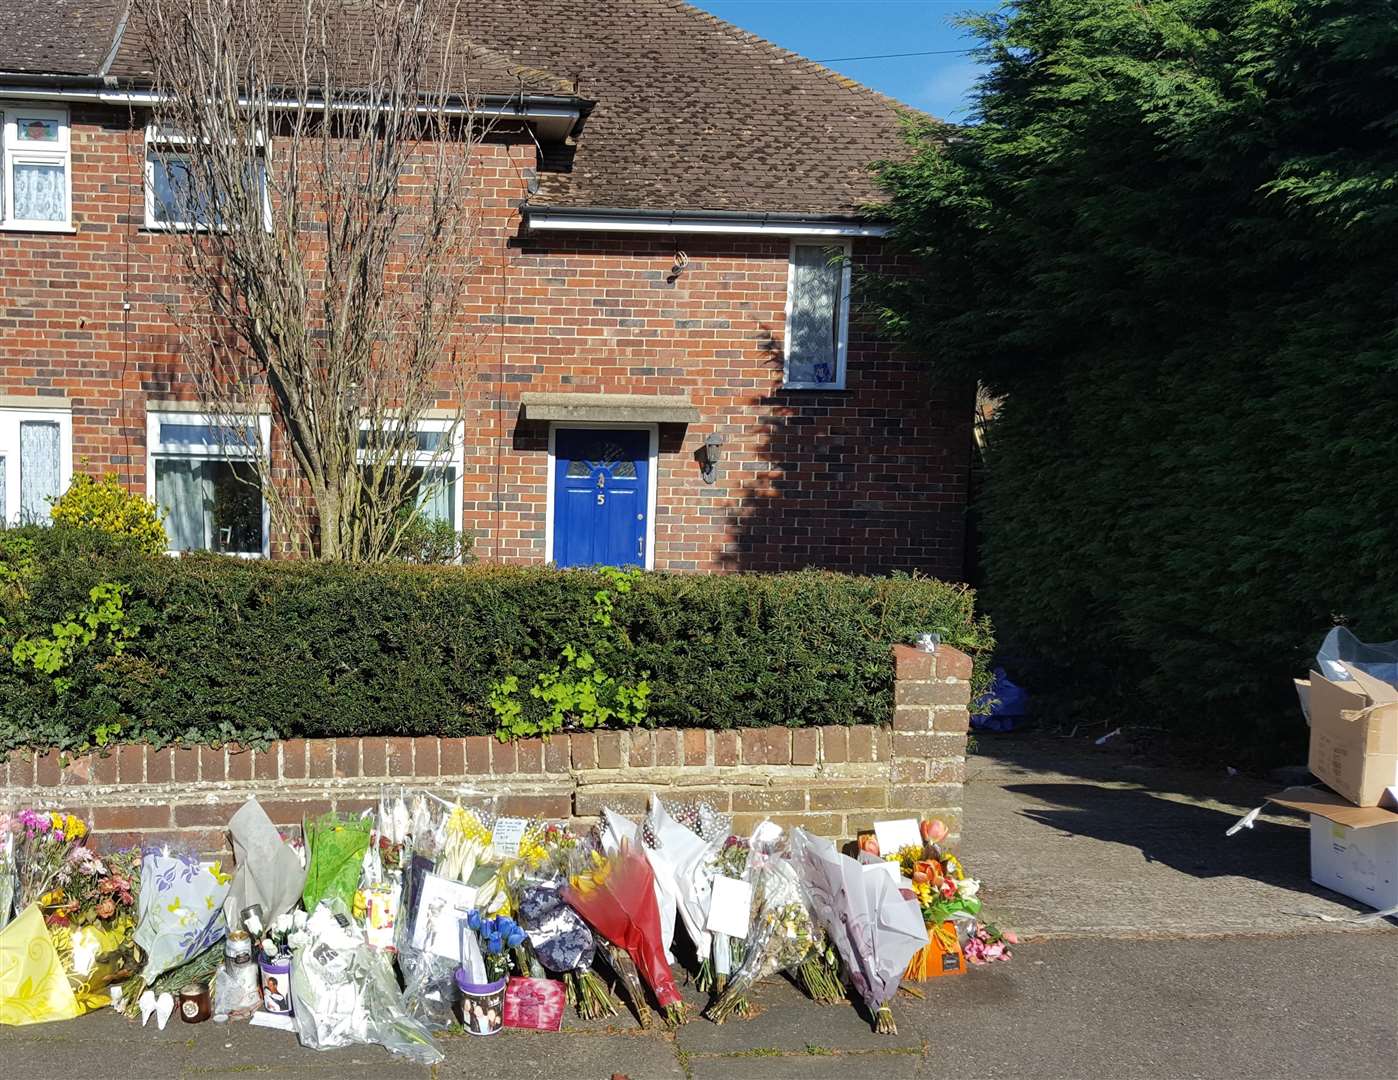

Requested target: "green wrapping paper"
[{"left": 302, "top": 813, "right": 372, "bottom": 914}]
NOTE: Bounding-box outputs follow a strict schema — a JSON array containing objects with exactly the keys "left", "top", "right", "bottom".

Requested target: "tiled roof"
[
  {"left": 0, "top": 0, "right": 124, "bottom": 76},
  {"left": 466, "top": 1, "right": 918, "bottom": 215},
  {"left": 0, "top": 0, "right": 924, "bottom": 217}
]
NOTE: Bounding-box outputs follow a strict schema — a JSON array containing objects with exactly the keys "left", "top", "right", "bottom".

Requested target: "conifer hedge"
[{"left": 0, "top": 526, "right": 992, "bottom": 752}]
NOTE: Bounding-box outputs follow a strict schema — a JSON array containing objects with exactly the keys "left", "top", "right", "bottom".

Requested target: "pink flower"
[
  {"left": 1003, "top": 931, "right": 1018, "bottom": 946},
  {"left": 984, "top": 942, "right": 1005, "bottom": 961},
  {"left": 95, "top": 897, "right": 117, "bottom": 920}
]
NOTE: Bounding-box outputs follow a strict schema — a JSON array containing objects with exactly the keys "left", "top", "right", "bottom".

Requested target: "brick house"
[{"left": 0, "top": 0, "right": 972, "bottom": 575}]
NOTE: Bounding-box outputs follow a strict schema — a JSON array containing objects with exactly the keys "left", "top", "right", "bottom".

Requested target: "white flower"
[
  {"left": 956, "top": 878, "right": 981, "bottom": 900},
  {"left": 292, "top": 908, "right": 309, "bottom": 929},
  {"left": 288, "top": 930, "right": 309, "bottom": 951},
  {"left": 271, "top": 912, "right": 294, "bottom": 934}
]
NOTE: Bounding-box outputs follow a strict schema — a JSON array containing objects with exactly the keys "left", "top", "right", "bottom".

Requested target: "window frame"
[
  {"left": 0, "top": 403, "right": 73, "bottom": 525},
  {"left": 782, "top": 238, "right": 852, "bottom": 391},
  {"left": 355, "top": 415, "right": 466, "bottom": 536},
  {"left": 0, "top": 105, "right": 73, "bottom": 232},
  {"left": 143, "top": 124, "right": 270, "bottom": 232},
  {"left": 145, "top": 409, "right": 271, "bottom": 557}
]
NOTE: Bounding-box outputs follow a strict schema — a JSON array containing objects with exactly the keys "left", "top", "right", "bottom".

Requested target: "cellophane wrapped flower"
[
  {"left": 697, "top": 835, "right": 749, "bottom": 995},
  {"left": 13, "top": 810, "right": 89, "bottom": 915},
  {"left": 706, "top": 832, "right": 816, "bottom": 1023},
  {"left": 515, "top": 877, "right": 617, "bottom": 1020},
  {"left": 0, "top": 810, "right": 14, "bottom": 930},
  {"left": 564, "top": 842, "right": 685, "bottom": 1027}
]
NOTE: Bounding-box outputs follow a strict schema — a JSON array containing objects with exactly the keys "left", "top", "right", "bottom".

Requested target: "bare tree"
[{"left": 133, "top": 0, "right": 485, "bottom": 560}]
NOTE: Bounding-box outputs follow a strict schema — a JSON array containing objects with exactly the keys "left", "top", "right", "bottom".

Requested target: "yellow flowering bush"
[{"left": 50, "top": 474, "right": 167, "bottom": 556}]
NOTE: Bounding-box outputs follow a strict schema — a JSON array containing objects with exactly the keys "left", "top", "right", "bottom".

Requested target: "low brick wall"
[{"left": 2, "top": 645, "right": 972, "bottom": 852}]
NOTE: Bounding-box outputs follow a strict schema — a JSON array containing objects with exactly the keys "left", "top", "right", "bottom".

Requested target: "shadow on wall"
[{"left": 714, "top": 370, "right": 975, "bottom": 577}]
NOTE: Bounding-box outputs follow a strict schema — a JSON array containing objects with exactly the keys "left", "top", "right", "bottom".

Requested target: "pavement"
[{"left": 3, "top": 732, "right": 1395, "bottom": 1079}]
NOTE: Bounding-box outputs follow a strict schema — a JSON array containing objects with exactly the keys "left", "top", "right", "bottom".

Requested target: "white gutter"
[
  {"left": 527, "top": 208, "right": 890, "bottom": 238},
  {"left": 0, "top": 84, "right": 582, "bottom": 135}
]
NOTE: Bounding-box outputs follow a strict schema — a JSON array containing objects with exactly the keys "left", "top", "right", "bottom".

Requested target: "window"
[
  {"left": 146, "top": 411, "right": 269, "bottom": 556},
  {"left": 144, "top": 126, "right": 268, "bottom": 230},
  {"left": 0, "top": 406, "right": 72, "bottom": 524},
  {"left": 357, "top": 419, "right": 463, "bottom": 530},
  {"left": 1, "top": 107, "right": 71, "bottom": 230},
  {"left": 783, "top": 240, "right": 851, "bottom": 389}
]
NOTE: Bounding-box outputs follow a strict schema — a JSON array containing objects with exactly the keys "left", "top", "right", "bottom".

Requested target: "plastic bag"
[
  {"left": 972, "top": 668, "right": 1029, "bottom": 732},
  {"left": 50, "top": 916, "right": 139, "bottom": 1014},
  {"left": 0, "top": 805, "right": 14, "bottom": 932},
  {"left": 0, "top": 904, "right": 82, "bottom": 1025},
  {"left": 291, "top": 903, "right": 442, "bottom": 1065},
  {"left": 302, "top": 813, "right": 372, "bottom": 914},
  {"left": 212, "top": 961, "right": 261, "bottom": 1019},
  {"left": 396, "top": 943, "right": 459, "bottom": 1034},
  {"left": 134, "top": 848, "right": 230, "bottom": 981},
  {"left": 1316, "top": 627, "right": 1398, "bottom": 685}
]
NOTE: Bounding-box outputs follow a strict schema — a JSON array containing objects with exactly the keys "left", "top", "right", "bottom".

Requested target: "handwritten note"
[{"left": 491, "top": 817, "right": 529, "bottom": 857}]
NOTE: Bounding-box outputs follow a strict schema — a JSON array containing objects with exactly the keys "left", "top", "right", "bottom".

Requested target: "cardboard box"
[
  {"left": 1269, "top": 786, "right": 1398, "bottom": 911},
  {"left": 1303, "top": 668, "right": 1398, "bottom": 806}
]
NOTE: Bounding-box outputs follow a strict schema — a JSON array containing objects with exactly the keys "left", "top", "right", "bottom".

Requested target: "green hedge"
[{"left": 0, "top": 527, "right": 992, "bottom": 752}]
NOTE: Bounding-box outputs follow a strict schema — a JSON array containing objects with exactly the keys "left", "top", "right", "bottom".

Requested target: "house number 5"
[{"left": 597, "top": 493, "right": 606, "bottom": 505}]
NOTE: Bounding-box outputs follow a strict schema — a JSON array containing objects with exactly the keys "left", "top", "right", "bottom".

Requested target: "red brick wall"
[
  {"left": 2, "top": 644, "right": 973, "bottom": 852},
  {"left": 0, "top": 104, "right": 971, "bottom": 575}
]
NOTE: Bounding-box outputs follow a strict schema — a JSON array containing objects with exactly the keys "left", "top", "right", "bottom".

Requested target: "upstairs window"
[
  {"left": 1, "top": 107, "right": 72, "bottom": 230},
  {"left": 144, "top": 126, "right": 268, "bottom": 230},
  {"left": 147, "top": 411, "right": 269, "bottom": 556},
  {"left": 783, "top": 240, "right": 851, "bottom": 389},
  {"left": 0, "top": 405, "right": 72, "bottom": 524}
]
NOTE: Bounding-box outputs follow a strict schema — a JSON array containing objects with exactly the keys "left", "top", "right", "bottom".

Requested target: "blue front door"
[{"left": 553, "top": 427, "right": 650, "bottom": 568}]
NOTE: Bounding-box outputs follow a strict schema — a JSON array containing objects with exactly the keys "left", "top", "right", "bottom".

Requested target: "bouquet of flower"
[
  {"left": 515, "top": 877, "right": 618, "bottom": 1020},
  {"left": 302, "top": 812, "right": 372, "bottom": 914},
  {"left": 706, "top": 830, "right": 817, "bottom": 1023},
  {"left": 461, "top": 909, "right": 526, "bottom": 981},
  {"left": 696, "top": 833, "right": 747, "bottom": 994},
  {"left": 564, "top": 843, "right": 685, "bottom": 1027},
  {"left": 43, "top": 845, "right": 140, "bottom": 928},
  {"left": 963, "top": 922, "right": 1016, "bottom": 964},
  {"left": 12, "top": 810, "right": 89, "bottom": 915},
  {"left": 258, "top": 908, "right": 310, "bottom": 961},
  {"left": 789, "top": 829, "right": 927, "bottom": 1034},
  {"left": 132, "top": 847, "right": 232, "bottom": 981},
  {"left": 0, "top": 809, "right": 15, "bottom": 931}
]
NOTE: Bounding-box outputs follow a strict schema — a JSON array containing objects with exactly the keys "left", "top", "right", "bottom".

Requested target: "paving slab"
[
  {"left": 435, "top": 1028, "right": 685, "bottom": 1079},
  {"left": 961, "top": 733, "right": 1377, "bottom": 937}
]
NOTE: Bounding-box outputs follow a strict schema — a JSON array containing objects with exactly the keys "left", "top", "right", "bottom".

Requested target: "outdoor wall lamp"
[{"left": 697, "top": 433, "right": 723, "bottom": 483}]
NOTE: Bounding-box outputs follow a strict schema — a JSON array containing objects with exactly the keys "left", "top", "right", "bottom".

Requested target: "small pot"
[
  {"left": 455, "top": 973, "right": 506, "bottom": 1036},
  {"left": 258, "top": 954, "right": 293, "bottom": 1015}
]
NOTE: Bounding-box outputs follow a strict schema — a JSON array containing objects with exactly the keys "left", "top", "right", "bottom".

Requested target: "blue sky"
[{"left": 693, "top": 1, "right": 1001, "bottom": 120}]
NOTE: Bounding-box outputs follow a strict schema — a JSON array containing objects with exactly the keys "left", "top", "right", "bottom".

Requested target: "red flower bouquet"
[{"left": 563, "top": 844, "right": 685, "bottom": 1027}]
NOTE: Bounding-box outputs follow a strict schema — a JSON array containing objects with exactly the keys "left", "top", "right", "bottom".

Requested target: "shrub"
[
  {"left": 0, "top": 526, "right": 992, "bottom": 752},
  {"left": 49, "top": 474, "right": 167, "bottom": 556}
]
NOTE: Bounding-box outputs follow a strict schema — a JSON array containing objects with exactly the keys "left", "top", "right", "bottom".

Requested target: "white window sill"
[
  {"left": 781, "top": 382, "right": 848, "bottom": 392},
  {"left": 1, "top": 223, "right": 77, "bottom": 234}
]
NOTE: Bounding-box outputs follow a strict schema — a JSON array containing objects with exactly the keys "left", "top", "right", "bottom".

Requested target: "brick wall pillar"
[{"left": 890, "top": 643, "right": 972, "bottom": 840}]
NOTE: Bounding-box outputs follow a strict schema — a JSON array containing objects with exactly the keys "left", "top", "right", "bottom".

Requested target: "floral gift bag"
[{"left": 134, "top": 848, "right": 231, "bottom": 981}]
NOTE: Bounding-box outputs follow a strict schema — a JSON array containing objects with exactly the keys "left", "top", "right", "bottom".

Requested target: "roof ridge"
[{"left": 666, "top": 0, "right": 932, "bottom": 120}]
